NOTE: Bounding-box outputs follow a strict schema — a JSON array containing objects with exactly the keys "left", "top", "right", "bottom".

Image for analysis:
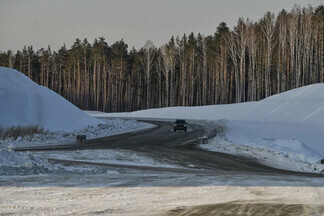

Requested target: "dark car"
[{"left": 173, "top": 119, "right": 188, "bottom": 132}]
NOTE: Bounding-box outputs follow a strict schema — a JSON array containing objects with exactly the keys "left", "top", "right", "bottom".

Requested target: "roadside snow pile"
[
  {"left": 92, "top": 84, "right": 324, "bottom": 173},
  {"left": 0, "top": 149, "right": 121, "bottom": 176},
  {"left": 0, "top": 118, "right": 153, "bottom": 176},
  {"left": 201, "top": 121, "right": 324, "bottom": 173},
  {"left": 0, "top": 149, "right": 54, "bottom": 175},
  {"left": 0, "top": 67, "right": 102, "bottom": 132},
  {"left": 1, "top": 118, "right": 153, "bottom": 149}
]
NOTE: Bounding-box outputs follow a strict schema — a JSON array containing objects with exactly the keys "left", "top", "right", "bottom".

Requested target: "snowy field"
[{"left": 89, "top": 84, "right": 324, "bottom": 174}]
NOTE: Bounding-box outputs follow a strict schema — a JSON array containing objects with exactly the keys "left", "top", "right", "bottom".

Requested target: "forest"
[{"left": 0, "top": 5, "right": 323, "bottom": 112}]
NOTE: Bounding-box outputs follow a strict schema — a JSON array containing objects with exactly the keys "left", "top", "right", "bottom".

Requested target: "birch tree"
[{"left": 141, "top": 40, "right": 156, "bottom": 109}]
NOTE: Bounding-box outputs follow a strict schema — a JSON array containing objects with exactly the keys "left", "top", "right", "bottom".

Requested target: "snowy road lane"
[{"left": 14, "top": 120, "right": 324, "bottom": 180}]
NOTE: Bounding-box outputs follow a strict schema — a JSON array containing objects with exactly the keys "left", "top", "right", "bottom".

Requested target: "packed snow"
[
  {"left": 0, "top": 67, "right": 102, "bottom": 132},
  {"left": 1, "top": 186, "right": 322, "bottom": 215},
  {"left": 91, "top": 84, "right": 324, "bottom": 173}
]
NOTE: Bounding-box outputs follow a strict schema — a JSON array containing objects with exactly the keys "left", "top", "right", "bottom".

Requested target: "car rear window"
[{"left": 176, "top": 120, "right": 185, "bottom": 123}]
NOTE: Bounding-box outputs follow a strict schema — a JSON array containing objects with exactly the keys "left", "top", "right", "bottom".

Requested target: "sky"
[{"left": 0, "top": 0, "right": 323, "bottom": 52}]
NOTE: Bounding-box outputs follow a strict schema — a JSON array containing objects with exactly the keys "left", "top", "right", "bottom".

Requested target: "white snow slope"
[
  {"left": 0, "top": 67, "right": 155, "bottom": 176},
  {"left": 0, "top": 67, "right": 102, "bottom": 132},
  {"left": 92, "top": 84, "right": 324, "bottom": 127},
  {"left": 90, "top": 84, "right": 324, "bottom": 173}
]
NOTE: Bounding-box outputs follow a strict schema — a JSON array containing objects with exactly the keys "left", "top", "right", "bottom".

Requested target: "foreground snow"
[
  {"left": 1, "top": 186, "right": 323, "bottom": 215},
  {"left": 0, "top": 67, "right": 102, "bottom": 132},
  {"left": 90, "top": 84, "right": 324, "bottom": 174}
]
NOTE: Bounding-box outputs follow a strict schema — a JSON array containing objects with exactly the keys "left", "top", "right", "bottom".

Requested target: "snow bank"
[
  {"left": 201, "top": 121, "right": 324, "bottom": 173},
  {"left": 0, "top": 67, "right": 102, "bottom": 132},
  {"left": 94, "top": 84, "right": 324, "bottom": 127},
  {"left": 0, "top": 149, "right": 54, "bottom": 175},
  {"left": 0, "top": 118, "right": 154, "bottom": 176},
  {"left": 1, "top": 118, "right": 153, "bottom": 149}
]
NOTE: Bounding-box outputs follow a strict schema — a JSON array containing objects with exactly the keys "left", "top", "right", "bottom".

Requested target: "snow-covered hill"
[
  {"left": 0, "top": 67, "right": 102, "bottom": 132},
  {"left": 91, "top": 84, "right": 324, "bottom": 173},
  {"left": 93, "top": 83, "right": 324, "bottom": 127},
  {"left": 0, "top": 67, "right": 153, "bottom": 176}
]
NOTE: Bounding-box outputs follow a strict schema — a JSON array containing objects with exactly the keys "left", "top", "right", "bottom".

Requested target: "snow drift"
[
  {"left": 95, "top": 83, "right": 324, "bottom": 127},
  {"left": 0, "top": 67, "right": 102, "bottom": 132}
]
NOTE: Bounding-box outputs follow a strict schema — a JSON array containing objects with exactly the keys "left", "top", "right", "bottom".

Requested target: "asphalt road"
[{"left": 14, "top": 119, "right": 324, "bottom": 178}]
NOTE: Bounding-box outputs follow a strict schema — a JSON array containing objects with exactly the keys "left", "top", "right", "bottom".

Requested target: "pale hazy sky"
[{"left": 0, "top": 0, "right": 322, "bottom": 51}]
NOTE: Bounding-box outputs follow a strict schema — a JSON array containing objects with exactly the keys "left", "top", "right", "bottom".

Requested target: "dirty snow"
[
  {"left": 33, "top": 149, "right": 177, "bottom": 168},
  {"left": 0, "top": 149, "right": 56, "bottom": 175},
  {"left": 0, "top": 186, "right": 323, "bottom": 215},
  {"left": 1, "top": 118, "right": 153, "bottom": 149},
  {"left": 0, "top": 118, "right": 154, "bottom": 175}
]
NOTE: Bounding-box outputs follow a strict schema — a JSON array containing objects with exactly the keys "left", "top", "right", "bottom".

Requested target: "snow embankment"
[
  {"left": 0, "top": 67, "right": 154, "bottom": 176},
  {"left": 201, "top": 121, "right": 324, "bottom": 173},
  {"left": 92, "top": 84, "right": 324, "bottom": 127},
  {"left": 92, "top": 84, "right": 324, "bottom": 173},
  {"left": 0, "top": 67, "right": 102, "bottom": 132}
]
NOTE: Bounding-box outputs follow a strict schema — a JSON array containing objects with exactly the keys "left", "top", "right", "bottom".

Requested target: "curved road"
[{"left": 15, "top": 120, "right": 324, "bottom": 177}]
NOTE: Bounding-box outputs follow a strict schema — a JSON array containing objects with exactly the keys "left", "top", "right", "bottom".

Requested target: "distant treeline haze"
[{"left": 1, "top": 5, "right": 323, "bottom": 112}]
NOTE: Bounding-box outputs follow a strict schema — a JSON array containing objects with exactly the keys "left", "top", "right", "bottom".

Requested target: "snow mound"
[
  {"left": 0, "top": 149, "right": 53, "bottom": 175},
  {"left": 0, "top": 67, "right": 103, "bottom": 132},
  {"left": 99, "top": 83, "right": 324, "bottom": 127},
  {"left": 201, "top": 120, "right": 324, "bottom": 173}
]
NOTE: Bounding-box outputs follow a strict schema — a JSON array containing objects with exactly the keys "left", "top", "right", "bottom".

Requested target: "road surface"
[{"left": 14, "top": 120, "right": 324, "bottom": 178}]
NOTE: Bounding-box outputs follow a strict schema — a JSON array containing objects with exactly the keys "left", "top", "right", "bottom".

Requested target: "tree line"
[{"left": 0, "top": 5, "right": 323, "bottom": 112}]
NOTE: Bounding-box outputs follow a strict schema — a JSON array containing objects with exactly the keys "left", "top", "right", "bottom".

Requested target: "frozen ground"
[{"left": 0, "top": 185, "right": 323, "bottom": 215}]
